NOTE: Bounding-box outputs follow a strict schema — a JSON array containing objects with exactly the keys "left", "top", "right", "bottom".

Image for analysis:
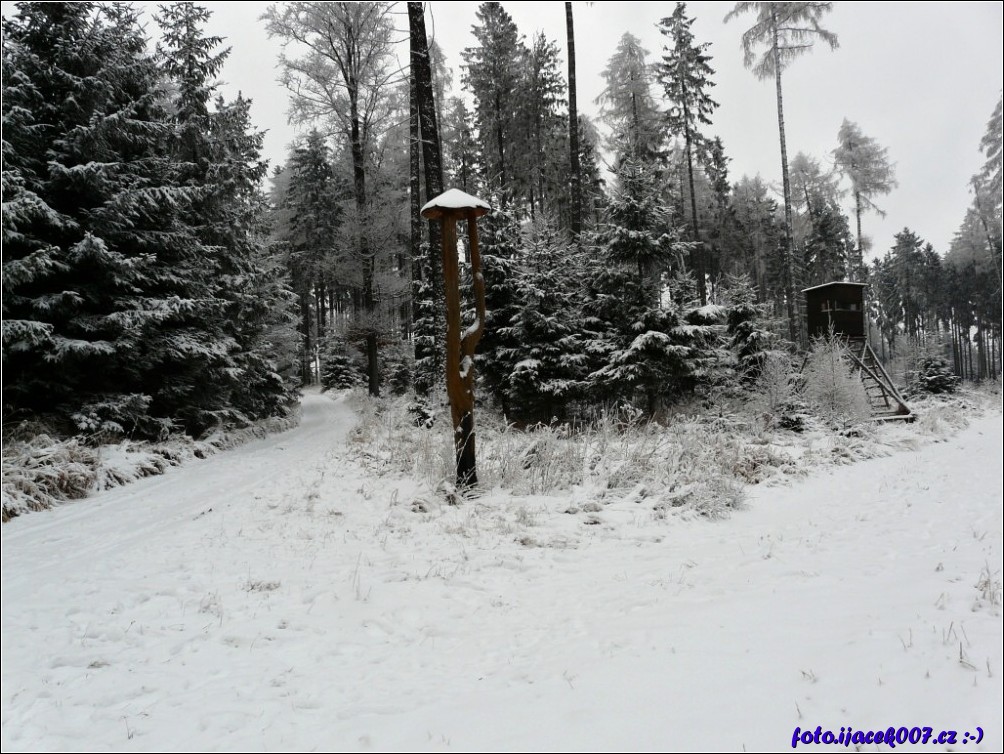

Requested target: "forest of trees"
[{"left": 3, "top": 1, "right": 1001, "bottom": 441}]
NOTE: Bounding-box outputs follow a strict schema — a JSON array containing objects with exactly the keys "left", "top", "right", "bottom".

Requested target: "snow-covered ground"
[{"left": 2, "top": 391, "right": 1001, "bottom": 752}]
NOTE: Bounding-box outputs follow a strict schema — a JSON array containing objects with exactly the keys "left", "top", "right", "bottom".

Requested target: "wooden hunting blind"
[
  {"left": 804, "top": 281, "right": 867, "bottom": 338},
  {"left": 802, "top": 281, "right": 912, "bottom": 420}
]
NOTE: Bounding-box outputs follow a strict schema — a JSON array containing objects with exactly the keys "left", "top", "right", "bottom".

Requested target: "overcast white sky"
[{"left": 5, "top": 1, "right": 1002, "bottom": 261}]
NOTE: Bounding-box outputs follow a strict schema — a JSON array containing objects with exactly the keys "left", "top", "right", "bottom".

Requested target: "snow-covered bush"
[
  {"left": 749, "top": 351, "right": 805, "bottom": 428},
  {"left": 884, "top": 334, "right": 954, "bottom": 390},
  {"left": 724, "top": 275, "right": 785, "bottom": 385},
  {"left": 2, "top": 435, "right": 98, "bottom": 521},
  {"left": 344, "top": 397, "right": 800, "bottom": 518},
  {"left": 910, "top": 356, "right": 961, "bottom": 395},
  {"left": 802, "top": 335, "right": 871, "bottom": 425},
  {"left": 340, "top": 373, "right": 999, "bottom": 529},
  {"left": 382, "top": 347, "right": 414, "bottom": 396},
  {"left": 319, "top": 336, "right": 365, "bottom": 391}
]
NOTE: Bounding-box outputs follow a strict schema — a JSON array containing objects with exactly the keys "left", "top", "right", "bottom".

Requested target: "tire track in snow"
[{"left": 1, "top": 390, "right": 356, "bottom": 578}]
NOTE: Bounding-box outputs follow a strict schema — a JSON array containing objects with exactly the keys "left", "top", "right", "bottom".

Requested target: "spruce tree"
[
  {"left": 584, "top": 160, "right": 699, "bottom": 415},
  {"left": 156, "top": 3, "right": 298, "bottom": 428},
  {"left": 475, "top": 204, "right": 523, "bottom": 417},
  {"left": 658, "top": 2, "right": 719, "bottom": 306},
  {"left": 3, "top": 2, "right": 296, "bottom": 438},
  {"left": 514, "top": 32, "right": 567, "bottom": 222},
  {"left": 495, "top": 221, "right": 587, "bottom": 424},
  {"left": 789, "top": 152, "right": 852, "bottom": 286},
  {"left": 281, "top": 130, "right": 343, "bottom": 384},
  {"left": 731, "top": 174, "right": 784, "bottom": 306},
  {"left": 462, "top": 2, "right": 525, "bottom": 196},
  {"left": 701, "top": 137, "right": 738, "bottom": 288},
  {"left": 725, "top": 275, "right": 782, "bottom": 382},
  {"left": 3, "top": 2, "right": 193, "bottom": 437}
]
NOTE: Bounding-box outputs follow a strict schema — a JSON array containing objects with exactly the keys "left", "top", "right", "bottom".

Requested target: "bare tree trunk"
[
  {"left": 683, "top": 114, "right": 706, "bottom": 305},
  {"left": 565, "top": 1, "right": 582, "bottom": 241},
  {"left": 409, "top": 1, "right": 444, "bottom": 245},
  {"left": 854, "top": 190, "right": 864, "bottom": 281},
  {"left": 772, "top": 8, "right": 798, "bottom": 345},
  {"left": 971, "top": 178, "right": 1003, "bottom": 287},
  {"left": 977, "top": 314, "right": 986, "bottom": 379},
  {"left": 952, "top": 317, "right": 960, "bottom": 377},
  {"left": 300, "top": 291, "right": 313, "bottom": 385},
  {"left": 316, "top": 283, "right": 326, "bottom": 338},
  {"left": 751, "top": 219, "right": 767, "bottom": 302},
  {"left": 408, "top": 14, "right": 425, "bottom": 382},
  {"left": 987, "top": 329, "right": 995, "bottom": 379},
  {"left": 409, "top": 1, "right": 445, "bottom": 391},
  {"left": 346, "top": 71, "right": 379, "bottom": 396},
  {"left": 990, "top": 330, "right": 995, "bottom": 380},
  {"left": 495, "top": 97, "right": 506, "bottom": 189},
  {"left": 965, "top": 327, "right": 971, "bottom": 381}
]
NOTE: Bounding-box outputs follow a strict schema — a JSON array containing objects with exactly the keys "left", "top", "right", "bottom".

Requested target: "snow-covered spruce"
[{"left": 2, "top": 4, "right": 298, "bottom": 443}]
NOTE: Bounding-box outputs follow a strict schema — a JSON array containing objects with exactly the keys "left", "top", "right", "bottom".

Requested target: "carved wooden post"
[{"left": 421, "top": 189, "right": 491, "bottom": 489}]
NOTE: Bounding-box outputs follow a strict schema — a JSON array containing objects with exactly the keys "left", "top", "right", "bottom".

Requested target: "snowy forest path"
[
  {"left": 1, "top": 390, "right": 377, "bottom": 751},
  {"left": 1, "top": 389, "right": 358, "bottom": 577},
  {"left": 1, "top": 403, "right": 1001, "bottom": 752}
]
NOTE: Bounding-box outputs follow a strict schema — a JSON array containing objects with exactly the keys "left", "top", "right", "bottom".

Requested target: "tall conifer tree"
[
  {"left": 4, "top": 2, "right": 194, "bottom": 436},
  {"left": 658, "top": 2, "right": 719, "bottom": 305},
  {"left": 833, "top": 119, "right": 897, "bottom": 279}
]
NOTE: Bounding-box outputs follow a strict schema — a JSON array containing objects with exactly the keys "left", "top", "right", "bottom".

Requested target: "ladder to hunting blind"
[{"left": 847, "top": 338, "right": 913, "bottom": 421}]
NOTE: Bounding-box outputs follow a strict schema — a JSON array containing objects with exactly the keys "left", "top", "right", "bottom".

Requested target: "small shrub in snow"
[
  {"left": 725, "top": 275, "right": 784, "bottom": 385},
  {"left": 94, "top": 443, "right": 173, "bottom": 489},
  {"left": 828, "top": 430, "right": 892, "bottom": 465},
  {"left": 884, "top": 333, "right": 955, "bottom": 390},
  {"left": 381, "top": 345, "right": 414, "bottom": 396},
  {"left": 653, "top": 476, "right": 744, "bottom": 519},
  {"left": 802, "top": 335, "right": 871, "bottom": 425},
  {"left": 407, "top": 401, "right": 436, "bottom": 428},
  {"left": 320, "top": 336, "right": 365, "bottom": 391},
  {"left": 748, "top": 352, "right": 809, "bottom": 431},
  {"left": 386, "top": 359, "right": 413, "bottom": 396},
  {"left": 321, "top": 353, "right": 364, "bottom": 391},
  {"left": 910, "top": 357, "right": 961, "bottom": 395},
  {"left": 727, "top": 443, "right": 795, "bottom": 484},
  {"left": 2, "top": 436, "right": 98, "bottom": 521},
  {"left": 776, "top": 401, "right": 811, "bottom": 433},
  {"left": 974, "top": 562, "right": 1001, "bottom": 613}
]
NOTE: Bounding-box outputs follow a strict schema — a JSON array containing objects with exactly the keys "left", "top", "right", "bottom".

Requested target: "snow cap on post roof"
[{"left": 421, "top": 188, "right": 491, "bottom": 220}]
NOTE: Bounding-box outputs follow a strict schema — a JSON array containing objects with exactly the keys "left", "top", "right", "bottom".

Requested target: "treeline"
[
  {"left": 268, "top": 1, "right": 1001, "bottom": 424},
  {"left": 4, "top": 2, "right": 1001, "bottom": 440}
]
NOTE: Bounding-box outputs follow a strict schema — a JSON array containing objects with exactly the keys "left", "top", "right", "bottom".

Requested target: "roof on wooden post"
[{"left": 420, "top": 189, "right": 491, "bottom": 220}]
